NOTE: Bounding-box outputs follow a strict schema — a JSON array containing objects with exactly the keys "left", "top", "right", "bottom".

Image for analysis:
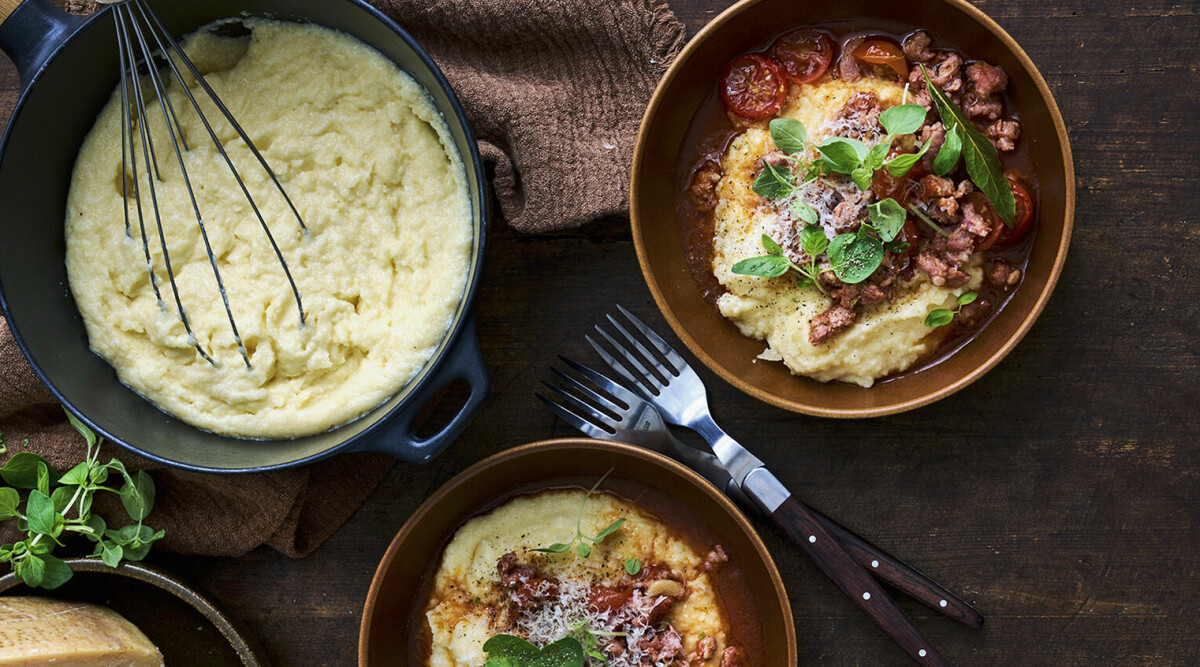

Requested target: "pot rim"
[{"left": 0, "top": 0, "right": 489, "bottom": 472}]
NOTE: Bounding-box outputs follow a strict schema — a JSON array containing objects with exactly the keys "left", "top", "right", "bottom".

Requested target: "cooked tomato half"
[
  {"left": 720, "top": 54, "right": 787, "bottom": 121},
  {"left": 968, "top": 191, "right": 1005, "bottom": 252},
  {"left": 770, "top": 30, "right": 834, "bottom": 84},
  {"left": 852, "top": 40, "right": 908, "bottom": 80},
  {"left": 997, "top": 177, "right": 1035, "bottom": 245}
]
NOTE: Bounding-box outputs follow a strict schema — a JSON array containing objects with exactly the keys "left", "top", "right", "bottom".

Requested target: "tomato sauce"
[{"left": 677, "top": 21, "right": 1039, "bottom": 383}]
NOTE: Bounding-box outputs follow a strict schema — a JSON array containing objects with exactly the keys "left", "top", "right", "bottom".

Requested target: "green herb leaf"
[
  {"left": 58, "top": 462, "right": 90, "bottom": 487},
  {"left": 866, "top": 141, "right": 890, "bottom": 171},
  {"left": 38, "top": 555, "right": 72, "bottom": 590},
  {"left": 829, "top": 234, "right": 884, "bottom": 284},
  {"left": 818, "top": 137, "right": 869, "bottom": 174},
  {"left": 931, "top": 123, "right": 962, "bottom": 176},
  {"left": 591, "top": 518, "right": 626, "bottom": 542},
  {"left": 625, "top": 557, "right": 642, "bottom": 576},
  {"left": 483, "top": 635, "right": 585, "bottom": 667},
  {"left": 0, "top": 488, "right": 16, "bottom": 522},
  {"left": 791, "top": 199, "right": 819, "bottom": 225},
  {"left": 65, "top": 412, "right": 98, "bottom": 449},
  {"left": 50, "top": 486, "right": 72, "bottom": 514},
  {"left": 958, "top": 291, "right": 979, "bottom": 306},
  {"left": 851, "top": 166, "right": 873, "bottom": 191},
  {"left": 761, "top": 234, "right": 784, "bottom": 256},
  {"left": 25, "top": 491, "right": 57, "bottom": 536},
  {"left": 119, "top": 470, "right": 155, "bottom": 522},
  {"left": 867, "top": 198, "right": 907, "bottom": 242},
  {"left": 100, "top": 542, "right": 123, "bottom": 568},
  {"left": 924, "top": 308, "right": 955, "bottom": 328},
  {"left": 879, "top": 104, "right": 928, "bottom": 136},
  {"left": 532, "top": 542, "right": 571, "bottom": 554},
  {"left": 752, "top": 162, "right": 795, "bottom": 200},
  {"left": 576, "top": 542, "right": 591, "bottom": 558},
  {"left": 799, "top": 225, "right": 829, "bottom": 258},
  {"left": 731, "top": 255, "right": 790, "bottom": 278},
  {"left": 83, "top": 514, "right": 107, "bottom": 543},
  {"left": 14, "top": 554, "right": 44, "bottom": 588},
  {"left": 1, "top": 453, "right": 57, "bottom": 490},
  {"left": 921, "top": 65, "right": 1015, "bottom": 224},
  {"left": 884, "top": 139, "right": 932, "bottom": 177},
  {"left": 769, "top": 118, "right": 807, "bottom": 154}
]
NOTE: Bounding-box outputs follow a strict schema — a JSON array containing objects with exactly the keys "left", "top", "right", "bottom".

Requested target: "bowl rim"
[
  {"left": 358, "top": 437, "right": 797, "bottom": 665},
  {"left": 0, "top": 558, "right": 266, "bottom": 666},
  {"left": 629, "top": 0, "right": 1075, "bottom": 418}
]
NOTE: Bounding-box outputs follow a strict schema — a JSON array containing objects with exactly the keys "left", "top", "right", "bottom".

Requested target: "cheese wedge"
[{"left": 0, "top": 597, "right": 164, "bottom": 666}]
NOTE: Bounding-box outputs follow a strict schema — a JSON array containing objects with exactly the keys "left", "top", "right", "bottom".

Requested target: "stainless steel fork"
[
  {"left": 539, "top": 356, "right": 983, "bottom": 629},
  {"left": 582, "top": 306, "right": 973, "bottom": 665}
]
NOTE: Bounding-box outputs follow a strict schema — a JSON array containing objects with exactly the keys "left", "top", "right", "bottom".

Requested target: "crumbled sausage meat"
[
  {"left": 721, "top": 646, "right": 744, "bottom": 667},
  {"left": 986, "top": 257, "right": 1022, "bottom": 289},
  {"left": 809, "top": 305, "right": 857, "bottom": 345},
  {"left": 967, "top": 61, "right": 1008, "bottom": 97},
  {"left": 903, "top": 30, "right": 936, "bottom": 62},
  {"left": 985, "top": 118, "right": 1022, "bottom": 152}
]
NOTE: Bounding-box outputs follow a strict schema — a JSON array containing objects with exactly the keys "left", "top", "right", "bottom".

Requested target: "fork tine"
[
  {"left": 550, "top": 367, "right": 625, "bottom": 414},
  {"left": 605, "top": 313, "right": 677, "bottom": 380},
  {"left": 585, "top": 334, "right": 651, "bottom": 394},
  {"left": 558, "top": 357, "right": 642, "bottom": 408},
  {"left": 593, "top": 327, "right": 665, "bottom": 393},
  {"left": 536, "top": 393, "right": 615, "bottom": 437},
  {"left": 616, "top": 305, "right": 689, "bottom": 374},
  {"left": 541, "top": 381, "right": 621, "bottom": 430}
]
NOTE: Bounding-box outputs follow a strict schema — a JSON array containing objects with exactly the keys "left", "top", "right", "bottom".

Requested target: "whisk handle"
[
  {"left": 349, "top": 316, "right": 490, "bottom": 463},
  {"left": 0, "top": 0, "right": 87, "bottom": 89}
]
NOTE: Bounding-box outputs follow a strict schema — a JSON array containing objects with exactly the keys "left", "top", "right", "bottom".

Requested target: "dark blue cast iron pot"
[{"left": 0, "top": 0, "right": 490, "bottom": 472}]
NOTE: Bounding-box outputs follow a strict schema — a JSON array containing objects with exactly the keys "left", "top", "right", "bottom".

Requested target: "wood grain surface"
[{"left": 2, "top": 0, "right": 1198, "bottom": 664}]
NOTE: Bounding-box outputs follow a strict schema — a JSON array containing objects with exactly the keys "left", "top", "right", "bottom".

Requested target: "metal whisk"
[{"left": 100, "top": 0, "right": 306, "bottom": 369}]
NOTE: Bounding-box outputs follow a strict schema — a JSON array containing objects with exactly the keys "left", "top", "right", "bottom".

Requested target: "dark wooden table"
[{"left": 3, "top": 0, "right": 1197, "bottom": 664}]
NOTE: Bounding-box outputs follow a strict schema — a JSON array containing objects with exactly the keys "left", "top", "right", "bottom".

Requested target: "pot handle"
[
  {"left": 0, "top": 0, "right": 88, "bottom": 89},
  {"left": 349, "top": 316, "right": 490, "bottom": 463}
]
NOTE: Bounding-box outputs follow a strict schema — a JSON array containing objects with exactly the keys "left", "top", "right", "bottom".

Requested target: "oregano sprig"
[
  {"left": 925, "top": 291, "right": 978, "bottom": 328},
  {"left": 731, "top": 232, "right": 829, "bottom": 295},
  {"left": 0, "top": 410, "right": 163, "bottom": 589},
  {"left": 533, "top": 469, "right": 625, "bottom": 559}
]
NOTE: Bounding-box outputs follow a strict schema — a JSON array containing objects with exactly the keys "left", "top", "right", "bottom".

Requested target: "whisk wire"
[
  {"left": 114, "top": 2, "right": 215, "bottom": 366},
  {"left": 131, "top": 0, "right": 307, "bottom": 329},
  {"left": 123, "top": 2, "right": 252, "bottom": 369}
]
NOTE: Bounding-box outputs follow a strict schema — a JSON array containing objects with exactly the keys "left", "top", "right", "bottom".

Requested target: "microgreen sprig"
[
  {"left": 731, "top": 232, "right": 829, "bottom": 295},
  {"left": 925, "top": 292, "right": 978, "bottom": 327},
  {"left": 533, "top": 470, "right": 625, "bottom": 559},
  {"left": 0, "top": 410, "right": 163, "bottom": 589}
]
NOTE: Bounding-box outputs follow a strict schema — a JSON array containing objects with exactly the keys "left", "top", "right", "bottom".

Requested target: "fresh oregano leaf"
[
  {"left": 25, "top": 491, "right": 56, "bottom": 536},
  {"left": 0, "top": 488, "right": 18, "bottom": 521},
  {"left": 576, "top": 542, "right": 591, "bottom": 558},
  {"left": 50, "top": 486, "right": 72, "bottom": 514},
  {"left": 100, "top": 542, "right": 123, "bottom": 568},
  {"left": 483, "top": 634, "right": 585, "bottom": 667},
  {"left": 829, "top": 235, "right": 884, "bottom": 284},
  {"left": 1, "top": 452, "right": 57, "bottom": 490},
  {"left": 818, "top": 137, "right": 868, "bottom": 174},
  {"left": 590, "top": 518, "right": 626, "bottom": 542},
  {"left": 38, "top": 554, "right": 72, "bottom": 590},
  {"left": 14, "top": 554, "right": 44, "bottom": 588},
  {"left": 924, "top": 309, "right": 955, "bottom": 328},
  {"left": 921, "top": 65, "right": 1015, "bottom": 224},
  {"left": 958, "top": 291, "right": 979, "bottom": 306},
  {"left": 120, "top": 470, "right": 155, "bottom": 522},
  {"left": 625, "top": 557, "right": 642, "bottom": 576},
  {"left": 879, "top": 104, "right": 928, "bottom": 136},
  {"left": 791, "top": 199, "right": 818, "bottom": 225},
  {"left": 65, "top": 412, "right": 98, "bottom": 449},
  {"left": 769, "top": 117, "right": 807, "bottom": 154},
  {"left": 932, "top": 123, "right": 962, "bottom": 176},
  {"left": 761, "top": 234, "right": 784, "bottom": 256},
  {"left": 885, "top": 139, "right": 932, "bottom": 177},
  {"left": 799, "top": 225, "right": 829, "bottom": 257},
  {"left": 866, "top": 141, "right": 890, "bottom": 170},
  {"left": 58, "top": 462, "right": 90, "bottom": 487},
  {"left": 532, "top": 542, "right": 570, "bottom": 554},
  {"left": 752, "top": 162, "right": 795, "bottom": 200},
  {"left": 851, "top": 166, "right": 873, "bottom": 191},
  {"left": 867, "top": 198, "right": 907, "bottom": 242},
  {"left": 731, "top": 255, "right": 790, "bottom": 278}
]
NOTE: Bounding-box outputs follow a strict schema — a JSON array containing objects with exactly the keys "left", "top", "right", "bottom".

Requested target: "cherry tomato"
[
  {"left": 852, "top": 40, "right": 908, "bottom": 80},
  {"left": 770, "top": 30, "right": 834, "bottom": 84},
  {"left": 997, "top": 177, "right": 1035, "bottom": 245},
  {"left": 967, "top": 191, "right": 1005, "bottom": 252},
  {"left": 720, "top": 54, "right": 787, "bottom": 121}
]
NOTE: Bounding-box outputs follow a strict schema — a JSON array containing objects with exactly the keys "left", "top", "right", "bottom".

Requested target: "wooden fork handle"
[
  {"left": 809, "top": 506, "right": 984, "bottom": 628},
  {"left": 771, "top": 496, "right": 949, "bottom": 666}
]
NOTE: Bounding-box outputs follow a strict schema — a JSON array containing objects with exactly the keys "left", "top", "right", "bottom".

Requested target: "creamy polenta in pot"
[
  {"left": 422, "top": 488, "right": 746, "bottom": 666},
  {"left": 65, "top": 20, "right": 472, "bottom": 438},
  {"left": 684, "top": 28, "right": 1036, "bottom": 387}
]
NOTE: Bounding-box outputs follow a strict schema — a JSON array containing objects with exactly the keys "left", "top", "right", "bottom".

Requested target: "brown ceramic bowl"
[
  {"left": 631, "top": 0, "right": 1074, "bottom": 417},
  {"left": 0, "top": 559, "right": 267, "bottom": 665},
  {"left": 359, "top": 438, "right": 796, "bottom": 665}
]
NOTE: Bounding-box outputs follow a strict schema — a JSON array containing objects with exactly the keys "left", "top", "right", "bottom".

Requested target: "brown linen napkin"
[{"left": 0, "top": 0, "right": 684, "bottom": 557}]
